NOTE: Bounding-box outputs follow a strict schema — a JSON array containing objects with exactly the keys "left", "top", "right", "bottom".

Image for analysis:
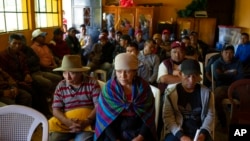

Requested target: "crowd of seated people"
[{"left": 1, "top": 24, "right": 250, "bottom": 141}]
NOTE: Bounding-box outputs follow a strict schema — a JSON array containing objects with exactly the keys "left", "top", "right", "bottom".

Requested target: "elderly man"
[
  {"left": 162, "top": 59, "right": 214, "bottom": 141},
  {"left": 49, "top": 55, "right": 101, "bottom": 141}
]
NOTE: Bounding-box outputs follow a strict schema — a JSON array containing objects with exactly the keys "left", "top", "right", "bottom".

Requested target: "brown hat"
[
  {"left": 53, "top": 55, "right": 90, "bottom": 72},
  {"left": 114, "top": 53, "right": 138, "bottom": 70}
]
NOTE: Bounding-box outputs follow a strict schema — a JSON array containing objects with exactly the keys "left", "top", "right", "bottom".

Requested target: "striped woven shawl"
[{"left": 94, "top": 77, "right": 156, "bottom": 140}]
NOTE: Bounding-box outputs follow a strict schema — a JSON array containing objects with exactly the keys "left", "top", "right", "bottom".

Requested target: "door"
[
  {"left": 117, "top": 7, "right": 136, "bottom": 35},
  {"left": 135, "top": 7, "right": 154, "bottom": 40},
  {"left": 72, "top": 0, "right": 102, "bottom": 43}
]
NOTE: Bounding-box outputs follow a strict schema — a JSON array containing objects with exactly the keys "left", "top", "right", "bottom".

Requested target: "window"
[
  {"left": 0, "top": 0, "right": 29, "bottom": 33},
  {"left": 35, "top": 0, "right": 59, "bottom": 28}
]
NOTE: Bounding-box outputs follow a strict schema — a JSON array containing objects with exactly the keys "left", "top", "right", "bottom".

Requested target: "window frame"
[
  {"left": 0, "top": 0, "right": 29, "bottom": 33},
  {"left": 34, "top": 0, "right": 60, "bottom": 28}
]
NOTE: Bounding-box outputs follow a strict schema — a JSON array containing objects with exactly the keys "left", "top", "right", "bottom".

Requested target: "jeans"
[{"left": 49, "top": 131, "right": 93, "bottom": 141}]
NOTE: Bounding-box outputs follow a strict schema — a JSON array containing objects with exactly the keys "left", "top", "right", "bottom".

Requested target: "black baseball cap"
[{"left": 180, "top": 59, "right": 201, "bottom": 75}]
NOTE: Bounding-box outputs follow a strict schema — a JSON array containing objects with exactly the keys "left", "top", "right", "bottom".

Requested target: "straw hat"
[{"left": 53, "top": 55, "right": 90, "bottom": 72}]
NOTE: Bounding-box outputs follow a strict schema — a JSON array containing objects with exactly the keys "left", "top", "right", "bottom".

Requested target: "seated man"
[
  {"left": 49, "top": 28, "right": 71, "bottom": 61},
  {"left": 30, "top": 29, "right": 58, "bottom": 71},
  {"left": 162, "top": 59, "right": 214, "bottom": 141},
  {"left": 189, "top": 31, "right": 210, "bottom": 62},
  {"left": 235, "top": 32, "right": 250, "bottom": 77},
  {"left": 49, "top": 55, "right": 101, "bottom": 141},
  {"left": 138, "top": 39, "right": 160, "bottom": 85},
  {"left": 112, "top": 34, "right": 131, "bottom": 59},
  {"left": 157, "top": 41, "right": 186, "bottom": 94},
  {"left": 0, "top": 68, "right": 31, "bottom": 106},
  {"left": 20, "top": 34, "right": 62, "bottom": 99},
  {"left": 78, "top": 24, "right": 93, "bottom": 65},
  {"left": 212, "top": 45, "right": 243, "bottom": 129},
  {"left": 88, "top": 33, "right": 115, "bottom": 78}
]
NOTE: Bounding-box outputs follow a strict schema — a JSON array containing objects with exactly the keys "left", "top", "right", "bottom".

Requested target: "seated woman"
[{"left": 95, "top": 53, "right": 157, "bottom": 141}]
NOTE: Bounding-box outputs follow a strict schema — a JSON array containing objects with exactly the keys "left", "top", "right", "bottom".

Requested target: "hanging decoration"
[
  {"left": 177, "top": 0, "right": 207, "bottom": 17},
  {"left": 120, "top": 0, "right": 134, "bottom": 7}
]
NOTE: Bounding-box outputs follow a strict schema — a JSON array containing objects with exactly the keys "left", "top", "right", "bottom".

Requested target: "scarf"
[{"left": 94, "top": 77, "right": 156, "bottom": 140}]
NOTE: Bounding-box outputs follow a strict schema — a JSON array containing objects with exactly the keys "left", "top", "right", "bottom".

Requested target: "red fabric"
[{"left": 120, "top": 0, "right": 134, "bottom": 7}]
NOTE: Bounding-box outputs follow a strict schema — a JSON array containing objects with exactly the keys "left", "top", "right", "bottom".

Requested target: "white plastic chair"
[
  {"left": 150, "top": 85, "right": 160, "bottom": 129},
  {"left": 0, "top": 105, "right": 48, "bottom": 141}
]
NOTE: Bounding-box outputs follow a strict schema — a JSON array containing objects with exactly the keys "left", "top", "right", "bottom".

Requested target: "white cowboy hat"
[
  {"left": 53, "top": 55, "right": 90, "bottom": 72},
  {"left": 31, "top": 29, "right": 47, "bottom": 40}
]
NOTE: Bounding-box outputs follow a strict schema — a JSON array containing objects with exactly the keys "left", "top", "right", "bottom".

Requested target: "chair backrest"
[
  {"left": 211, "top": 64, "right": 215, "bottom": 92},
  {"left": 94, "top": 69, "right": 107, "bottom": 82},
  {"left": 150, "top": 85, "right": 160, "bottom": 129},
  {"left": 205, "top": 52, "right": 220, "bottom": 67},
  {"left": 199, "top": 61, "right": 204, "bottom": 84},
  {"left": 228, "top": 79, "right": 250, "bottom": 124},
  {"left": 98, "top": 80, "right": 106, "bottom": 89},
  {"left": 0, "top": 105, "right": 48, "bottom": 141}
]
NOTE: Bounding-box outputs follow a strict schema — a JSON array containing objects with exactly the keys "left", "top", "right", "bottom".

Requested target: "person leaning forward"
[{"left": 48, "top": 55, "right": 101, "bottom": 141}]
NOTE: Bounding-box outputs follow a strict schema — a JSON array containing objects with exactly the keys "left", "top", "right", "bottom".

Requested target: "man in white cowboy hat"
[
  {"left": 30, "top": 29, "right": 58, "bottom": 71},
  {"left": 49, "top": 55, "right": 101, "bottom": 141}
]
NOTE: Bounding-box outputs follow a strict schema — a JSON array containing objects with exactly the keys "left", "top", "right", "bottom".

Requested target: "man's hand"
[
  {"left": 3, "top": 87, "right": 18, "bottom": 99},
  {"left": 132, "top": 134, "right": 144, "bottom": 141},
  {"left": 197, "top": 133, "right": 206, "bottom": 141},
  {"left": 180, "top": 135, "right": 192, "bottom": 141},
  {"left": 173, "top": 70, "right": 181, "bottom": 77},
  {"left": 24, "top": 74, "right": 33, "bottom": 83},
  {"left": 64, "top": 118, "right": 82, "bottom": 133}
]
